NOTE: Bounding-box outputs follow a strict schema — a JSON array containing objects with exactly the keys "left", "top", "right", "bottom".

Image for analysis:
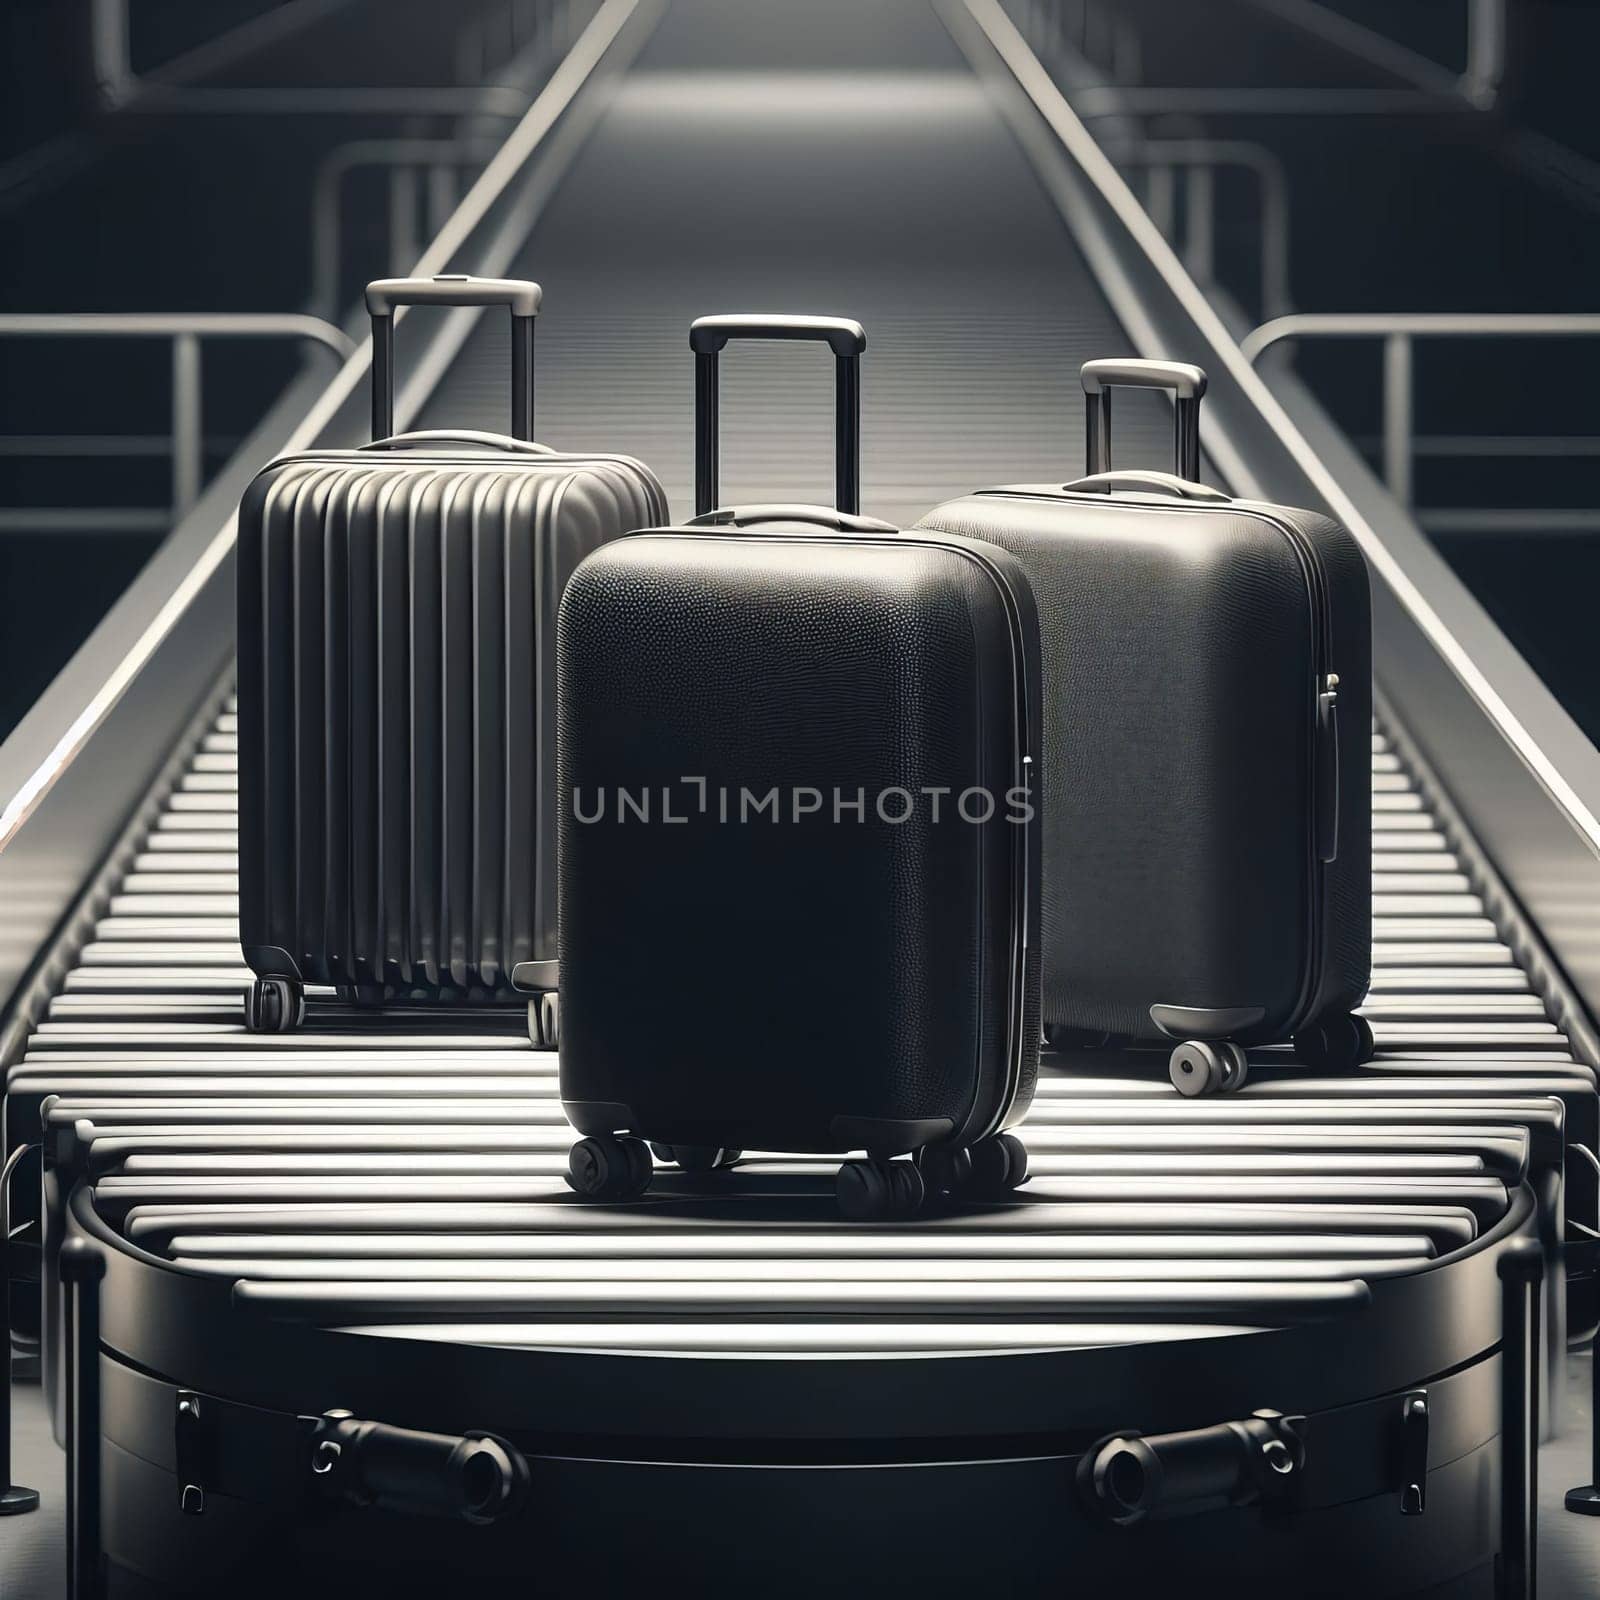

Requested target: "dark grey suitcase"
[
  {"left": 237, "top": 276, "right": 667, "bottom": 1043},
  {"left": 916, "top": 359, "right": 1372, "bottom": 1095},
  {"left": 553, "top": 315, "right": 1042, "bottom": 1218}
]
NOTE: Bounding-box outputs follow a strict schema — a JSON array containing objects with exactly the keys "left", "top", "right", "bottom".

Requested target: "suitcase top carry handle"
[
  {"left": 365, "top": 275, "right": 542, "bottom": 444},
  {"left": 687, "top": 502, "right": 897, "bottom": 534},
  {"left": 690, "top": 314, "right": 867, "bottom": 518},
  {"left": 1080, "top": 358, "right": 1207, "bottom": 481},
  {"left": 362, "top": 429, "right": 555, "bottom": 456},
  {"left": 1062, "top": 469, "right": 1229, "bottom": 502}
]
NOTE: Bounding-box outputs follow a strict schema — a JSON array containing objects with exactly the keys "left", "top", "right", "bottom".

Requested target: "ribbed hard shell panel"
[{"left": 238, "top": 445, "right": 665, "bottom": 1004}]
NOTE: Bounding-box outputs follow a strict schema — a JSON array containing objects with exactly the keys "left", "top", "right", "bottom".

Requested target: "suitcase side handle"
[
  {"left": 1080, "top": 358, "right": 1207, "bottom": 481},
  {"left": 365, "top": 275, "right": 542, "bottom": 444},
  {"left": 689, "top": 314, "right": 867, "bottom": 518}
]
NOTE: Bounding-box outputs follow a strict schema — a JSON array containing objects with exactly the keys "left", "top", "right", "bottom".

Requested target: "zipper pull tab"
[{"left": 1316, "top": 673, "right": 1340, "bottom": 863}]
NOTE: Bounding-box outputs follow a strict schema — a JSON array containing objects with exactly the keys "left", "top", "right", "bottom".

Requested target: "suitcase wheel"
[
  {"left": 244, "top": 976, "right": 304, "bottom": 1034},
  {"left": 964, "top": 1133, "right": 1029, "bottom": 1198},
  {"left": 528, "top": 993, "right": 560, "bottom": 1051},
  {"left": 566, "top": 1135, "right": 652, "bottom": 1201},
  {"left": 837, "top": 1158, "right": 926, "bottom": 1221},
  {"left": 1168, "top": 1039, "right": 1249, "bottom": 1097},
  {"left": 914, "top": 1144, "right": 975, "bottom": 1202},
  {"left": 649, "top": 1144, "right": 742, "bottom": 1173},
  {"left": 1292, "top": 1012, "right": 1375, "bottom": 1072}
]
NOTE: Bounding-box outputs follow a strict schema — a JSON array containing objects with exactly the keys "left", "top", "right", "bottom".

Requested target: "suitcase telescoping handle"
[
  {"left": 1080, "top": 358, "right": 1206, "bottom": 481},
  {"left": 365, "top": 275, "right": 542, "bottom": 444},
  {"left": 690, "top": 314, "right": 867, "bottom": 518}
]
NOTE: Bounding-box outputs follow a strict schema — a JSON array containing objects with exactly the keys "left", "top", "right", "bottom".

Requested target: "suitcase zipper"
[
  {"left": 1230, "top": 502, "right": 1334, "bottom": 1035},
  {"left": 924, "top": 536, "right": 1036, "bottom": 1144}
]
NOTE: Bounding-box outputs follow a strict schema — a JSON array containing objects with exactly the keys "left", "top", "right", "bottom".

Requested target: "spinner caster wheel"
[
  {"left": 965, "top": 1133, "right": 1029, "bottom": 1199},
  {"left": 1223, "top": 1041, "right": 1250, "bottom": 1091},
  {"left": 244, "top": 976, "right": 303, "bottom": 1034},
  {"left": 914, "top": 1144, "right": 974, "bottom": 1202},
  {"left": 649, "top": 1144, "right": 741, "bottom": 1172},
  {"left": 837, "top": 1158, "right": 926, "bottom": 1221},
  {"left": 527, "top": 992, "right": 560, "bottom": 1050},
  {"left": 567, "top": 1135, "right": 652, "bottom": 1200},
  {"left": 1169, "top": 1038, "right": 1231, "bottom": 1097},
  {"left": 1293, "top": 1012, "right": 1374, "bottom": 1072}
]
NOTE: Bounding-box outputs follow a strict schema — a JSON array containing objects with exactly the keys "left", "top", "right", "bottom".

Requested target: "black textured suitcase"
[
  {"left": 916, "top": 359, "right": 1371, "bottom": 1096},
  {"left": 553, "top": 315, "right": 1042, "bottom": 1218},
  {"left": 237, "top": 276, "right": 667, "bottom": 1044}
]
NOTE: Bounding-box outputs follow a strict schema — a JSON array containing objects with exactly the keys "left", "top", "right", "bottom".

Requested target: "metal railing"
[
  {"left": 1017, "top": 0, "right": 1142, "bottom": 87},
  {"left": 303, "top": 3, "right": 586, "bottom": 317},
  {"left": 0, "top": 314, "right": 354, "bottom": 531},
  {"left": 1019, "top": 0, "right": 1503, "bottom": 115},
  {"left": 88, "top": 0, "right": 353, "bottom": 110},
  {"left": 1242, "top": 312, "right": 1600, "bottom": 514},
  {"left": 456, "top": 0, "right": 578, "bottom": 86},
  {"left": 88, "top": 0, "right": 547, "bottom": 120},
  {"left": 310, "top": 138, "right": 502, "bottom": 320},
  {"left": 1111, "top": 139, "right": 1291, "bottom": 320},
  {"left": 1237, "top": 0, "right": 1507, "bottom": 111}
]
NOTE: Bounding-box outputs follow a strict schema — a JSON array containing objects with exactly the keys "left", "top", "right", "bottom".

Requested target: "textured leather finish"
[
  {"left": 238, "top": 440, "right": 666, "bottom": 1002},
  {"left": 557, "top": 521, "right": 1041, "bottom": 1153},
  {"left": 917, "top": 486, "right": 1371, "bottom": 1043}
]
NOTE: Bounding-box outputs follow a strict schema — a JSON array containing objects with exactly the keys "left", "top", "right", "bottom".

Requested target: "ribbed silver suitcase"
[{"left": 236, "top": 276, "right": 667, "bottom": 1043}]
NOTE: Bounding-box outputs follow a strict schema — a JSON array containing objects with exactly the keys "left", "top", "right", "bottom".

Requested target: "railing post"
[
  {"left": 427, "top": 164, "right": 458, "bottom": 237},
  {"left": 1111, "top": 14, "right": 1141, "bottom": 85},
  {"left": 1497, "top": 1238, "right": 1543, "bottom": 1600},
  {"left": 1, "top": 1143, "right": 41, "bottom": 1517},
  {"left": 170, "top": 332, "right": 203, "bottom": 517},
  {"left": 61, "top": 1238, "right": 106, "bottom": 1600},
  {"left": 1257, "top": 158, "right": 1292, "bottom": 320},
  {"left": 389, "top": 164, "right": 421, "bottom": 276},
  {"left": 1382, "top": 330, "right": 1414, "bottom": 508},
  {"left": 1145, "top": 163, "right": 1175, "bottom": 238},
  {"left": 1464, "top": 0, "right": 1507, "bottom": 110},
  {"left": 309, "top": 157, "right": 344, "bottom": 320},
  {"left": 89, "top": 0, "right": 132, "bottom": 108},
  {"left": 1183, "top": 162, "right": 1215, "bottom": 284}
]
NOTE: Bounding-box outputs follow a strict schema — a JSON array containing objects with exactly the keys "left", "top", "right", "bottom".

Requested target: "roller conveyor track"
[{"left": 9, "top": 703, "right": 1593, "bottom": 1362}]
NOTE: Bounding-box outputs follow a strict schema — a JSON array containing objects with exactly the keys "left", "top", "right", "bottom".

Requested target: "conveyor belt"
[{"left": 10, "top": 699, "right": 1592, "bottom": 1369}]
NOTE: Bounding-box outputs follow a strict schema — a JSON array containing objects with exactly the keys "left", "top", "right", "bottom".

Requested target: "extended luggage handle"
[
  {"left": 365, "top": 275, "right": 543, "bottom": 445},
  {"left": 690, "top": 314, "right": 867, "bottom": 518},
  {"left": 1080, "top": 358, "right": 1207, "bottom": 482}
]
